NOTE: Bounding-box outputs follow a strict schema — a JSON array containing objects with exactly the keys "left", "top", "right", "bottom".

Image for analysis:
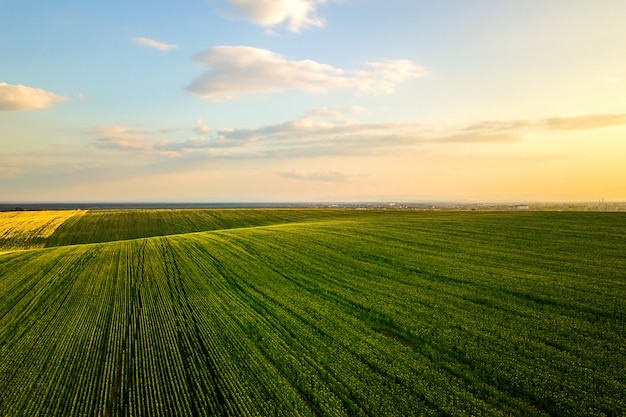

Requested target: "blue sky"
[{"left": 1, "top": 0, "right": 625, "bottom": 202}]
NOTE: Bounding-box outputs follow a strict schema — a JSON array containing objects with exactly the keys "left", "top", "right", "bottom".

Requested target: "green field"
[{"left": 0, "top": 209, "right": 624, "bottom": 416}]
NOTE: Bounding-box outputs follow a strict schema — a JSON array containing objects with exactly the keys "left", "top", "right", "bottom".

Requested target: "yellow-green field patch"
[{"left": 0, "top": 210, "right": 84, "bottom": 251}]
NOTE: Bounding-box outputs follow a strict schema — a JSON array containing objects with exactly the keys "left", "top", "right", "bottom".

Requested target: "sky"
[{"left": 1, "top": 0, "right": 625, "bottom": 203}]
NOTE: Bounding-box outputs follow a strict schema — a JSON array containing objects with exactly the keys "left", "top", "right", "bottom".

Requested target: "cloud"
[
  {"left": 437, "top": 132, "right": 523, "bottom": 143},
  {"left": 432, "top": 120, "right": 531, "bottom": 143},
  {"left": 226, "top": 0, "right": 327, "bottom": 32},
  {"left": 0, "top": 82, "right": 66, "bottom": 111},
  {"left": 462, "top": 120, "right": 531, "bottom": 132},
  {"left": 194, "top": 126, "right": 211, "bottom": 134},
  {"left": 193, "top": 119, "right": 211, "bottom": 135},
  {"left": 356, "top": 60, "right": 427, "bottom": 95},
  {"left": 90, "top": 125, "right": 218, "bottom": 158},
  {"left": 208, "top": 118, "right": 427, "bottom": 159},
  {"left": 93, "top": 126, "right": 155, "bottom": 151},
  {"left": 186, "top": 46, "right": 427, "bottom": 101},
  {"left": 545, "top": 114, "right": 626, "bottom": 130},
  {"left": 171, "top": 109, "right": 524, "bottom": 159},
  {"left": 303, "top": 105, "right": 364, "bottom": 121},
  {"left": 277, "top": 169, "right": 350, "bottom": 182},
  {"left": 133, "top": 37, "right": 179, "bottom": 51},
  {"left": 85, "top": 109, "right": 622, "bottom": 167},
  {"left": 159, "top": 138, "right": 214, "bottom": 152}
]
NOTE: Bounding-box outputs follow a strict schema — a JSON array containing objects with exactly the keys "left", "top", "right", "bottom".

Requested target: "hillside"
[
  {"left": 0, "top": 210, "right": 624, "bottom": 416},
  {"left": 0, "top": 210, "right": 84, "bottom": 253},
  {"left": 44, "top": 208, "right": 354, "bottom": 246}
]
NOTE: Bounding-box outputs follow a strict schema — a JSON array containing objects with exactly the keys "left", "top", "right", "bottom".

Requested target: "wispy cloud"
[
  {"left": 133, "top": 37, "right": 179, "bottom": 51},
  {"left": 159, "top": 138, "right": 214, "bottom": 153},
  {"left": 0, "top": 82, "right": 66, "bottom": 111},
  {"left": 437, "top": 120, "right": 531, "bottom": 143},
  {"left": 90, "top": 125, "right": 217, "bottom": 157},
  {"left": 544, "top": 114, "right": 626, "bottom": 130},
  {"left": 86, "top": 108, "right": 531, "bottom": 163},
  {"left": 276, "top": 170, "right": 351, "bottom": 182},
  {"left": 93, "top": 126, "right": 155, "bottom": 151},
  {"left": 225, "top": 0, "right": 328, "bottom": 32},
  {"left": 462, "top": 120, "right": 531, "bottom": 132},
  {"left": 186, "top": 46, "right": 427, "bottom": 101},
  {"left": 79, "top": 110, "right": 626, "bottom": 169},
  {"left": 208, "top": 120, "right": 423, "bottom": 159},
  {"left": 303, "top": 105, "right": 365, "bottom": 120}
]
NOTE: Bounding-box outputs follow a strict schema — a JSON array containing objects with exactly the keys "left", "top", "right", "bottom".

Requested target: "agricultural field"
[
  {"left": 0, "top": 210, "right": 84, "bottom": 253},
  {"left": 0, "top": 209, "right": 624, "bottom": 416}
]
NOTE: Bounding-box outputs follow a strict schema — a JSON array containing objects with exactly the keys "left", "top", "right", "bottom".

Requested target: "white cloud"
[
  {"left": 186, "top": 46, "right": 427, "bottom": 101},
  {"left": 133, "top": 37, "right": 179, "bottom": 51},
  {"left": 0, "top": 82, "right": 66, "bottom": 111},
  {"left": 226, "top": 0, "right": 327, "bottom": 32}
]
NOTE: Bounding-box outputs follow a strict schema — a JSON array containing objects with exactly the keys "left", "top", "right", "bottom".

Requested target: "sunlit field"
[{"left": 0, "top": 210, "right": 84, "bottom": 253}]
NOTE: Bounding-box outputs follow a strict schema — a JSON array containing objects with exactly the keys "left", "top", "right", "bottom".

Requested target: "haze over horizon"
[{"left": 2, "top": 1, "right": 625, "bottom": 203}]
